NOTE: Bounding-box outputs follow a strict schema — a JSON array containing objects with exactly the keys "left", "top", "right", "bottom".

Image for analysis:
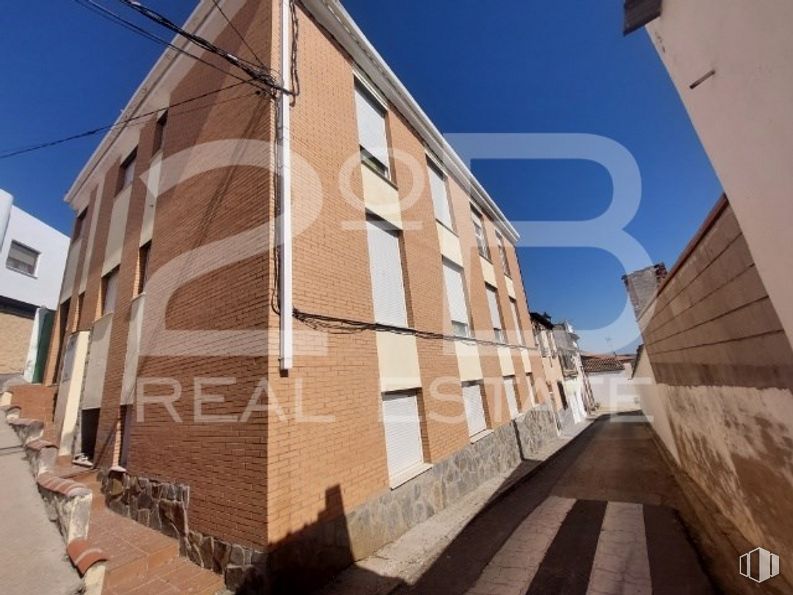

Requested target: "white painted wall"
[
  {"left": 588, "top": 366, "right": 641, "bottom": 412},
  {"left": 646, "top": 0, "right": 793, "bottom": 351},
  {"left": 0, "top": 192, "right": 69, "bottom": 309}
]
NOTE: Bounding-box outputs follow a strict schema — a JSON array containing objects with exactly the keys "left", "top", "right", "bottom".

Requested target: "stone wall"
[{"left": 100, "top": 404, "right": 560, "bottom": 592}]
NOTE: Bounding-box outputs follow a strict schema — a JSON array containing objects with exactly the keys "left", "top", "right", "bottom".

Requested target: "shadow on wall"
[{"left": 236, "top": 485, "right": 407, "bottom": 594}]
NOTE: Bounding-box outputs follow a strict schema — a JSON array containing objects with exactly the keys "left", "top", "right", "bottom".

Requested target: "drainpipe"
[{"left": 277, "top": 0, "right": 293, "bottom": 371}]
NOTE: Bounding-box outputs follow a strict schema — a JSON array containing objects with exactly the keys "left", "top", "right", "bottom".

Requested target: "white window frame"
[
  {"left": 119, "top": 149, "right": 137, "bottom": 192},
  {"left": 354, "top": 78, "right": 391, "bottom": 179},
  {"left": 427, "top": 157, "right": 453, "bottom": 229},
  {"left": 485, "top": 284, "right": 505, "bottom": 343},
  {"left": 503, "top": 376, "right": 519, "bottom": 419},
  {"left": 381, "top": 391, "right": 426, "bottom": 485},
  {"left": 442, "top": 259, "right": 470, "bottom": 338},
  {"left": 496, "top": 231, "right": 511, "bottom": 277},
  {"left": 6, "top": 241, "right": 40, "bottom": 277},
  {"left": 102, "top": 268, "right": 119, "bottom": 316},
  {"left": 461, "top": 381, "right": 488, "bottom": 438},
  {"left": 509, "top": 298, "right": 524, "bottom": 345},
  {"left": 471, "top": 207, "right": 490, "bottom": 260},
  {"left": 366, "top": 216, "right": 408, "bottom": 327}
]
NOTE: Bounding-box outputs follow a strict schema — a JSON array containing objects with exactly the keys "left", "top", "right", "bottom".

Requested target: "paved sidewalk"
[
  {"left": 319, "top": 417, "right": 596, "bottom": 595},
  {"left": 0, "top": 415, "right": 82, "bottom": 595}
]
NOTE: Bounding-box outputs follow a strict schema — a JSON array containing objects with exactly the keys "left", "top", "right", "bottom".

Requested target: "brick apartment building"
[{"left": 27, "top": 0, "right": 564, "bottom": 589}]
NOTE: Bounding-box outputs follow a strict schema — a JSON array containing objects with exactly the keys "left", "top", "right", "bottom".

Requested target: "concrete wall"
[
  {"left": 646, "top": 0, "right": 793, "bottom": 365},
  {"left": 638, "top": 198, "right": 793, "bottom": 569},
  {"left": 588, "top": 368, "right": 641, "bottom": 412},
  {"left": 0, "top": 201, "right": 69, "bottom": 310}
]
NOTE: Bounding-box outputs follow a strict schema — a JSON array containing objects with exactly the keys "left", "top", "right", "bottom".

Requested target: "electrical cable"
[
  {"left": 210, "top": 0, "right": 264, "bottom": 67},
  {"left": 116, "top": 0, "right": 291, "bottom": 94},
  {"left": 71, "top": 0, "right": 269, "bottom": 93},
  {"left": 0, "top": 80, "right": 257, "bottom": 160}
]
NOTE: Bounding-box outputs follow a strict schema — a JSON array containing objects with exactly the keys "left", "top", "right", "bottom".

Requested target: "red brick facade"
[{"left": 45, "top": 0, "right": 554, "bottom": 586}]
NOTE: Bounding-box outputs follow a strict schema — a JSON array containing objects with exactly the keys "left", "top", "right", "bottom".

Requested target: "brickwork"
[
  {"left": 640, "top": 198, "right": 793, "bottom": 389},
  {"left": 43, "top": 0, "right": 553, "bottom": 589},
  {"left": 0, "top": 309, "right": 33, "bottom": 373}
]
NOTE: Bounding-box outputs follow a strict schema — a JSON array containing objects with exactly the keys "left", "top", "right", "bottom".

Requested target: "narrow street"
[{"left": 403, "top": 414, "right": 715, "bottom": 594}]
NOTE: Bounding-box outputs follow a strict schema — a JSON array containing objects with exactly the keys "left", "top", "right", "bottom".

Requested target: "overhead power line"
[
  {"left": 0, "top": 81, "right": 256, "bottom": 160},
  {"left": 210, "top": 0, "right": 264, "bottom": 67},
  {"left": 116, "top": 0, "right": 290, "bottom": 93},
  {"left": 71, "top": 0, "right": 269, "bottom": 93}
]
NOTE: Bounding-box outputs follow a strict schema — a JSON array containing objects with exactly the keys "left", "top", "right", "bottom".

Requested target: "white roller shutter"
[
  {"left": 443, "top": 260, "right": 468, "bottom": 332},
  {"left": 509, "top": 298, "right": 524, "bottom": 345},
  {"left": 366, "top": 218, "right": 408, "bottom": 327},
  {"left": 428, "top": 162, "right": 452, "bottom": 228},
  {"left": 355, "top": 84, "right": 389, "bottom": 172},
  {"left": 503, "top": 377, "right": 519, "bottom": 418},
  {"left": 486, "top": 285, "right": 503, "bottom": 340},
  {"left": 381, "top": 392, "right": 424, "bottom": 479},
  {"left": 462, "top": 382, "right": 487, "bottom": 437},
  {"left": 103, "top": 268, "right": 119, "bottom": 315}
]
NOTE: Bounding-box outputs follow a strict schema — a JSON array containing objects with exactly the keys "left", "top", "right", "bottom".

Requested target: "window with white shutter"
[
  {"left": 6, "top": 241, "right": 39, "bottom": 276},
  {"left": 428, "top": 160, "right": 452, "bottom": 229},
  {"left": 496, "top": 232, "right": 511, "bottom": 276},
  {"left": 503, "top": 376, "right": 519, "bottom": 418},
  {"left": 509, "top": 298, "right": 524, "bottom": 345},
  {"left": 442, "top": 259, "right": 469, "bottom": 337},
  {"left": 366, "top": 217, "right": 408, "bottom": 327},
  {"left": 486, "top": 284, "right": 505, "bottom": 343},
  {"left": 527, "top": 373, "right": 537, "bottom": 407},
  {"left": 355, "top": 81, "right": 390, "bottom": 178},
  {"left": 102, "top": 268, "right": 119, "bottom": 316},
  {"left": 381, "top": 392, "right": 424, "bottom": 479},
  {"left": 471, "top": 207, "right": 490, "bottom": 260},
  {"left": 462, "top": 382, "right": 487, "bottom": 437}
]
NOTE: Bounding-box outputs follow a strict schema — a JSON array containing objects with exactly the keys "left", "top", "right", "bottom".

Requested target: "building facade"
[
  {"left": 622, "top": 263, "right": 667, "bottom": 321},
  {"left": 630, "top": 196, "right": 793, "bottom": 587},
  {"left": 31, "top": 0, "right": 562, "bottom": 589},
  {"left": 0, "top": 189, "right": 68, "bottom": 381},
  {"left": 582, "top": 353, "right": 640, "bottom": 412}
]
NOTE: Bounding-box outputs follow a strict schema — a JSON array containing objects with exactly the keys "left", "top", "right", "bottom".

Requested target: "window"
[
  {"left": 6, "top": 241, "right": 39, "bottom": 276},
  {"left": 503, "top": 376, "right": 519, "bottom": 418},
  {"left": 485, "top": 284, "right": 505, "bottom": 343},
  {"left": 101, "top": 268, "right": 119, "bottom": 315},
  {"left": 137, "top": 242, "right": 151, "bottom": 295},
  {"left": 471, "top": 207, "right": 490, "bottom": 259},
  {"left": 153, "top": 111, "right": 167, "bottom": 154},
  {"left": 354, "top": 81, "right": 390, "bottom": 178},
  {"left": 428, "top": 159, "right": 452, "bottom": 229},
  {"left": 74, "top": 293, "right": 85, "bottom": 332},
  {"left": 73, "top": 208, "right": 88, "bottom": 241},
  {"left": 461, "top": 382, "right": 488, "bottom": 438},
  {"left": 509, "top": 298, "right": 524, "bottom": 345},
  {"left": 527, "top": 373, "right": 537, "bottom": 407},
  {"left": 119, "top": 149, "right": 137, "bottom": 193},
  {"left": 442, "top": 259, "right": 470, "bottom": 337},
  {"left": 496, "top": 232, "right": 511, "bottom": 276},
  {"left": 366, "top": 216, "right": 408, "bottom": 327},
  {"left": 381, "top": 391, "right": 424, "bottom": 481}
]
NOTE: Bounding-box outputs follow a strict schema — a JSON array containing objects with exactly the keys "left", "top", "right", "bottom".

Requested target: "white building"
[
  {"left": 582, "top": 353, "right": 641, "bottom": 412},
  {"left": 0, "top": 189, "right": 69, "bottom": 380}
]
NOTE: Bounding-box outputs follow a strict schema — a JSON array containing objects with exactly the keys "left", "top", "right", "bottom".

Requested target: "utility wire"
[
  {"left": 71, "top": 0, "right": 269, "bottom": 93},
  {"left": 0, "top": 81, "right": 256, "bottom": 160},
  {"left": 116, "top": 0, "right": 291, "bottom": 93},
  {"left": 210, "top": 0, "right": 264, "bottom": 67}
]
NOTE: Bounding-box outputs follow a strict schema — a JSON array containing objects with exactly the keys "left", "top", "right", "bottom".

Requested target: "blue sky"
[{"left": 0, "top": 1, "right": 721, "bottom": 353}]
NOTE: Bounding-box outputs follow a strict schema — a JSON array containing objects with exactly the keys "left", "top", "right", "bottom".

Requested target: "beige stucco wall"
[
  {"left": 0, "top": 311, "right": 33, "bottom": 373},
  {"left": 647, "top": 0, "right": 793, "bottom": 354}
]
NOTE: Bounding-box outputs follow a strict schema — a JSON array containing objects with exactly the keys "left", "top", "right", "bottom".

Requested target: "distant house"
[
  {"left": 581, "top": 353, "right": 640, "bottom": 412},
  {"left": 0, "top": 189, "right": 69, "bottom": 381}
]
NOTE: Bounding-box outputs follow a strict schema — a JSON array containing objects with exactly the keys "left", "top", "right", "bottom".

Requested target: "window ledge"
[
  {"left": 436, "top": 219, "right": 457, "bottom": 236},
  {"left": 389, "top": 462, "right": 433, "bottom": 489},
  {"left": 361, "top": 158, "right": 398, "bottom": 190},
  {"left": 469, "top": 429, "right": 493, "bottom": 444},
  {"left": 6, "top": 265, "right": 38, "bottom": 279}
]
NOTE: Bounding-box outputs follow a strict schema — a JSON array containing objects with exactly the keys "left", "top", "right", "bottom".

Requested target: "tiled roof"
[{"left": 582, "top": 357, "right": 626, "bottom": 374}]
